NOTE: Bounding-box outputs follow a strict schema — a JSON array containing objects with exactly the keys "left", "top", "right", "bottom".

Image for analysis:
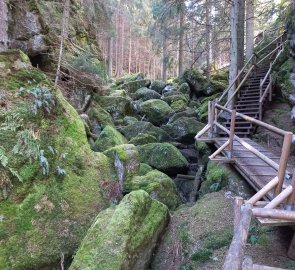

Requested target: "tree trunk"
[
  {"left": 206, "top": 0, "right": 211, "bottom": 82},
  {"left": 162, "top": 38, "right": 167, "bottom": 82},
  {"left": 245, "top": 0, "right": 254, "bottom": 60},
  {"left": 107, "top": 36, "right": 113, "bottom": 77},
  {"left": 55, "top": 0, "right": 70, "bottom": 86},
  {"left": 128, "top": 26, "right": 132, "bottom": 74},
  {"left": 0, "top": 0, "right": 8, "bottom": 52},
  {"left": 237, "top": 0, "right": 245, "bottom": 71},
  {"left": 178, "top": 4, "right": 184, "bottom": 78},
  {"left": 228, "top": 0, "right": 239, "bottom": 109}
]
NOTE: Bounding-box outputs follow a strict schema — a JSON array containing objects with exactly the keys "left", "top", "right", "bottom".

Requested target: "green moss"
[
  {"left": 93, "top": 125, "right": 127, "bottom": 152},
  {"left": 140, "top": 99, "right": 174, "bottom": 126},
  {"left": 137, "top": 143, "right": 189, "bottom": 175},
  {"left": 88, "top": 105, "right": 114, "bottom": 128},
  {"left": 191, "top": 248, "right": 213, "bottom": 263},
  {"left": 121, "top": 79, "right": 151, "bottom": 93},
  {"left": 0, "top": 52, "right": 115, "bottom": 269},
  {"left": 128, "top": 133, "right": 158, "bottom": 145},
  {"left": 121, "top": 121, "right": 171, "bottom": 142},
  {"left": 125, "top": 170, "right": 180, "bottom": 209},
  {"left": 69, "top": 190, "right": 169, "bottom": 270},
  {"left": 200, "top": 162, "right": 229, "bottom": 195},
  {"left": 116, "top": 73, "right": 144, "bottom": 86},
  {"left": 135, "top": 87, "right": 161, "bottom": 101},
  {"left": 150, "top": 80, "right": 166, "bottom": 93},
  {"left": 138, "top": 163, "right": 153, "bottom": 176}
]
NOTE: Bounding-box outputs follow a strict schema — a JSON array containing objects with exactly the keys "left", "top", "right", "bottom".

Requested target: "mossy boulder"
[
  {"left": 195, "top": 141, "right": 211, "bottom": 164},
  {"left": 170, "top": 100, "right": 187, "bottom": 112},
  {"left": 116, "top": 72, "right": 144, "bottom": 86},
  {"left": 129, "top": 133, "right": 158, "bottom": 145},
  {"left": 167, "top": 108, "right": 198, "bottom": 124},
  {"left": 200, "top": 162, "right": 229, "bottom": 195},
  {"left": 135, "top": 87, "right": 161, "bottom": 101},
  {"left": 94, "top": 95, "right": 134, "bottom": 120},
  {"left": 0, "top": 51, "right": 116, "bottom": 269},
  {"left": 138, "top": 163, "right": 153, "bottom": 176},
  {"left": 121, "top": 121, "right": 171, "bottom": 142},
  {"left": 140, "top": 99, "right": 174, "bottom": 126},
  {"left": 162, "top": 93, "right": 189, "bottom": 105},
  {"left": 123, "top": 116, "right": 138, "bottom": 125},
  {"left": 181, "top": 69, "right": 207, "bottom": 96},
  {"left": 93, "top": 125, "right": 127, "bottom": 152},
  {"left": 150, "top": 80, "right": 166, "bottom": 93},
  {"left": 137, "top": 143, "right": 189, "bottom": 175},
  {"left": 88, "top": 105, "right": 115, "bottom": 128},
  {"left": 125, "top": 170, "right": 180, "bottom": 210},
  {"left": 104, "top": 144, "right": 140, "bottom": 186},
  {"left": 122, "top": 79, "right": 151, "bottom": 94},
  {"left": 69, "top": 190, "right": 169, "bottom": 270},
  {"left": 164, "top": 117, "right": 205, "bottom": 144},
  {"left": 179, "top": 82, "right": 190, "bottom": 95},
  {"left": 109, "top": 89, "right": 127, "bottom": 97}
]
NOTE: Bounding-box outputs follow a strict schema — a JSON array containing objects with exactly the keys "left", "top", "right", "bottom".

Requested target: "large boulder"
[
  {"left": 69, "top": 190, "right": 169, "bottom": 270},
  {"left": 88, "top": 105, "right": 115, "bottom": 129},
  {"left": 0, "top": 51, "right": 116, "bottom": 269},
  {"left": 167, "top": 108, "right": 198, "bottom": 124},
  {"left": 135, "top": 87, "right": 161, "bottom": 101},
  {"left": 104, "top": 144, "right": 140, "bottom": 187},
  {"left": 122, "top": 79, "right": 151, "bottom": 94},
  {"left": 94, "top": 95, "right": 134, "bottom": 120},
  {"left": 125, "top": 170, "right": 180, "bottom": 210},
  {"left": 115, "top": 72, "right": 144, "bottom": 86},
  {"left": 150, "top": 80, "right": 166, "bottom": 94},
  {"left": 140, "top": 99, "right": 174, "bottom": 126},
  {"left": 121, "top": 121, "right": 171, "bottom": 142},
  {"left": 93, "top": 125, "right": 127, "bottom": 152},
  {"left": 128, "top": 133, "right": 158, "bottom": 145},
  {"left": 164, "top": 117, "right": 205, "bottom": 144},
  {"left": 137, "top": 143, "right": 189, "bottom": 175},
  {"left": 181, "top": 69, "right": 207, "bottom": 96}
]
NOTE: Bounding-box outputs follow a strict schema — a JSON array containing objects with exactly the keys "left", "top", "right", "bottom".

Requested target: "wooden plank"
[{"left": 257, "top": 217, "right": 295, "bottom": 226}]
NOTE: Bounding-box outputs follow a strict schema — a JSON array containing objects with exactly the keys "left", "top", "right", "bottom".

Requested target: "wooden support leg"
[
  {"left": 234, "top": 197, "right": 244, "bottom": 233},
  {"left": 288, "top": 231, "right": 295, "bottom": 260}
]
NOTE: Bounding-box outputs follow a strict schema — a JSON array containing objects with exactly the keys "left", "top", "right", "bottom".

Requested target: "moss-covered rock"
[
  {"left": 88, "top": 105, "right": 115, "bottom": 128},
  {"left": 109, "top": 89, "right": 127, "bottom": 97},
  {"left": 69, "top": 190, "right": 169, "bottom": 270},
  {"left": 104, "top": 144, "right": 140, "bottom": 186},
  {"left": 125, "top": 170, "right": 180, "bottom": 210},
  {"left": 138, "top": 163, "right": 153, "bottom": 176},
  {"left": 129, "top": 133, "right": 158, "bottom": 145},
  {"left": 116, "top": 72, "right": 144, "bottom": 86},
  {"left": 150, "top": 80, "right": 166, "bottom": 94},
  {"left": 94, "top": 95, "right": 134, "bottom": 120},
  {"left": 137, "top": 143, "right": 189, "bottom": 175},
  {"left": 122, "top": 79, "right": 151, "bottom": 94},
  {"left": 200, "top": 162, "right": 229, "bottom": 195},
  {"left": 162, "top": 93, "right": 189, "bottom": 105},
  {"left": 121, "top": 121, "right": 171, "bottom": 142},
  {"left": 181, "top": 69, "right": 207, "bottom": 96},
  {"left": 167, "top": 108, "right": 198, "bottom": 124},
  {"left": 0, "top": 51, "right": 116, "bottom": 269},
  {"left": 123, "top": 116, "right": 138, "bottom": 125},
  {"left": 179, "top": 82, "right": 190, "bottom": 95},
  {"left": 170, "top": 99, "right": 187, "bottom": 112},
  {"left": 93, "top": 125, "right": 127, "bottom": 152},
  {"left": 164, "top": 117, "right": 205, "bottom": 144},
  {"left": 140, "top": 99, "right": 174, "bottom": 126},
  {"left": 135, "top": 87, "right": 161, "bottom": 101},
  {"left": 195, "top": 141, "right": 211, "bottom": 164}
]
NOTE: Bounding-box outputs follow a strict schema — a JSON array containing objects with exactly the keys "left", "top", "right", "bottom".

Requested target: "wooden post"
[
  {"left": 223, "top": 203, "right": 253, "bottom": 270},
  {"left": 208, "top": 101, "right": 215, "bottom": 138},
  {"left": 234, "top": 197, "right": 244, "bottom": 233},
  {"left": 259, "top": 78, "right": 263, "bottom": 121},
  {"left": 288, "top": 232, "right": 295, "bottom": 260},
  {"left": 269, "top": 71, "right": 272, "bottom": 102},
  {"left": 274, "top": 132, "right": 293, "bottom": 196},
  {"left": 286, "top": 170, "right": 295, "bottom": 209},
  {"left": 228, "top": 110, "right": 236, "bottom": 158},
  {"left": 242, "top": 256, "right": 253, "bottom": 270}
]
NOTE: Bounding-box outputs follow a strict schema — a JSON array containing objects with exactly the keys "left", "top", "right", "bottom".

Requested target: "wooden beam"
[
  {"left": 253, "top": 265, "right": 287, "bottom": 270},
  {"left": 246, "top": 177, "right": 279, "bottom": 205},
  {"left": 265, "top": 186, "right": 293, "bottom": 209},
  {"left": 223, "top": 203, "right": 253, "bottom": 270},
  {"left": 253, "top": 208, "right": 295, "bottom": 221},
  {"left": 209, "top": 140, "right": 230, "bottom": 159},
  {"left": 195, "top": 124, "right": 210, "bottom": 140},
  {"left": 287, "top": 170, "right": 295, "bottom": 207},
  {"left": 234, "top": 197, "right": 244, "bottom": 233},
  {"left": 228, "top": 110, "right": 236, "bottom": 158},
  {"left": 275, "top": 132, "right": 293, "bottom": 196}
]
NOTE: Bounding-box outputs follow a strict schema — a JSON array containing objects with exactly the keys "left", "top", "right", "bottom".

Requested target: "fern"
[
  {"left": 0, "top": 112, "right": 23, "bottom": 132},
  {"left": 30, "top": 85, "right": 55, "bottom": 115},
  {"left": 39, "top": 150, "right": 49, "bottom": 176}
]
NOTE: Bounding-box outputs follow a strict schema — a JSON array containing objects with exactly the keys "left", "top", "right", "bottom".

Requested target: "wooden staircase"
[{"left": 222, "top": 65, "right": 272, "bottom": 137}]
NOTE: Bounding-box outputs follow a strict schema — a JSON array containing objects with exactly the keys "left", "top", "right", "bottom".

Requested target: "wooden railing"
[
  {"left": 195, "top": 101, "right": 295, "bottom": 270},
  {"left": 259, "top": 41, "right": 286, "bottom": 120},
  {"left": 218, "top": 31, "right": 286, "bottom": 110}
]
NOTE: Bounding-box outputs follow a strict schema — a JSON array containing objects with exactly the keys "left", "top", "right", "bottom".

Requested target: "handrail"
[
  {"left": 215, "top": 104, "right": 291, "bottom": 137},
  {"left": 218, "top": 55, "right": 254, "bottom": 103},
  {"left": 256, "top": 33, "right": 284, "bottom": 55}
]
